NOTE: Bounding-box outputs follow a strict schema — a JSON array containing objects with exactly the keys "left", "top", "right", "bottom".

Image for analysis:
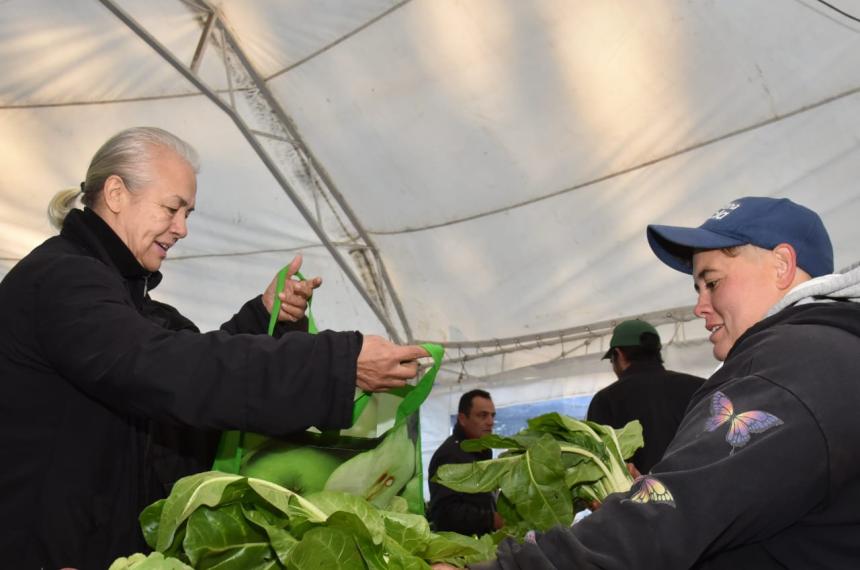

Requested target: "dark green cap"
[{"left": 602, "top": 319, "right": 661, "bottom": 359}]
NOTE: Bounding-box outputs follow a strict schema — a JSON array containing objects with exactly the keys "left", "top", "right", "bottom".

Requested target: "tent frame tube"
[
  {"left": 98, "top": 0, "right": 407, "bottom": 342},
  {"left": 214, "top": 17, "right": 414, "bottom": 342},
  {"left": 419, "top": 305, "right": 699, "bottom": 355}
]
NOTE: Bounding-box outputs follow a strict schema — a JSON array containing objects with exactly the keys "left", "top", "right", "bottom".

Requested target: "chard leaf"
[
  {"left": 585, "top": 421, "right": 628, "bottom": 466},
  {"left": 327, "top": 511, "right": 388, "bottom": 569},
  {"left": 380, "top": 510, "right": 432, "bottom": 554},
  {"left": 139, "top": 499, "right": 165, "bottom": 550},
  {"left": 495, "top": 493, "right": 523, "bottom": 527},
  {"left": 572, "top": 483, "right": 602, "bottom": 504},
  {"left": 526, "top": 415, "right": 609, "bottom": 462},
  {"left": 247, "top": 477, "right": 327, "bottom": 523},
  {"left": 156, "top": 472, "right": 246, "bottom": 551},
  {"left": 433, "top": 454, "right": 520, "bottom": 493},
  {"left": 286, "top": 526, "right": 366, "bottom": 569},
  {"left": 564, "top": 462, "right": 605, "bottom": 488},
  {"left": 108, "top": 552, "right": 193, "bottom": 570},
  {"left": 183, "top": 504, "right": 280, "bottom": 569},
  {"left": 614, "top": 420, "right": 645, "bottom": 460},
  {"left": 387, "top": 495, "right": 410, "bottom": 513},
  {"left": 305, "top": 490, "right": 386, "bottom": 545},
  {"left": 499, "top": 434, "right": 572, "bottom": 529},
  {"left": 383, "top": 536, "right": 432, "bottom": 570},
  {"left": 421, "top": 532, "right": 496, "bottom": 566},
  {"left": 459, "top": 434, "right": 525, "bottom": 452},
  {"left": 242, "top": 504, "right": 298, "bottom": 565},
  {"left": 554, "top": 431, "right": 608, "bottom": 461},
  {"left": 527, "top": 413, "right": 597, "bottom": 438}
]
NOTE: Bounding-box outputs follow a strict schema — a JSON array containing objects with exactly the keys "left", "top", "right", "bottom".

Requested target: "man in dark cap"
[{"left": 588, "top": 319, "right": 704, "bottom": 473}]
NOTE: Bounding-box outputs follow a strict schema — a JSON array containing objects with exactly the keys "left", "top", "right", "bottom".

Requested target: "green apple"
[
  {"left": 324, "top": 423, "right": 415, "bottom": 508},
  {"left": 241, "top": 445, "right": 343, "bottom": 495}
]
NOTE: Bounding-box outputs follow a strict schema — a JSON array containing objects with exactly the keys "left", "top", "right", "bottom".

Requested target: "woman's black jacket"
[{"left": 0, "top": 208, "right": 362, "bottom": 568}]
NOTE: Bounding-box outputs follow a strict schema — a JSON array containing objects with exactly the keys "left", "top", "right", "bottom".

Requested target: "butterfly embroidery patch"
[
  {"left": 705, "top": 391, "right": 783, "bottom": 454},
  {"left": 624, "top": 476, "right": 676, "bottom": 507}
]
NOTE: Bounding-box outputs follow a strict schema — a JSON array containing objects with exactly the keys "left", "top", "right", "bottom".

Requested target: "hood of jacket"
[{"left": 767, "top": 266, "right": 860, "bottom": 316}]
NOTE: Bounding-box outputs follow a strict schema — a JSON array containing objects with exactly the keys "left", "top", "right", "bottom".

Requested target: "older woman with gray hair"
[{"left": 0, "top": 127, "right": 427, "bottom": 568}]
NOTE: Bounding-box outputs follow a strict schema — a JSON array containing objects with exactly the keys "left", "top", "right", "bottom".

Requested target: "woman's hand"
[
  {"left": 356, "top": 336, "right": 429, "bottom": 391},
  {"left": 261, "top": 254, "right": 322, "bottom": 322}
]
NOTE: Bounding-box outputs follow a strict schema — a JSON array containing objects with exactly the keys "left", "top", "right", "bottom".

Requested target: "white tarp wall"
[{"left": 3, "top": 0, "right": 860, "bottom": 495}]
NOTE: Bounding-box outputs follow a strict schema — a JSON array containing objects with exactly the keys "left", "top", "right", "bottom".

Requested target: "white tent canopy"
[{"left": 3, "top": 0, "right": 860, "bottom": 486}]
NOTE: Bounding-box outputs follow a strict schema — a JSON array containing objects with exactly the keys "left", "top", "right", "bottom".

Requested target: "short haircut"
[
  {"left": 458, "top": 389, "right": 492, "bottom": 416},
  {"left": 615, "top": 332, "right": 663, "bottom": 364}
]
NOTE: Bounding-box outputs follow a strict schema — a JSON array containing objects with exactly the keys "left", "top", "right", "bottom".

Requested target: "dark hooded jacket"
[
  {"left": 0, "top": 208, "right": 361, "bottom": 569},
  {"left": 587, "top": 361, "right": 704, "bottom": 473},
  {"left": 428, "top": 423, "right": 497, "bottom": 535},
  {"left": 473, "top": 298, "right": 860, "bottom": 569}
]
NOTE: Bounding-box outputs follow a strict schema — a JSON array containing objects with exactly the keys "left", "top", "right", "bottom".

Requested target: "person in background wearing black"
[
  {"left": 0, "top": 126, "right": 428, "bottom": 569},
  {"left": 427, "top": 389, "right": 505, "bottom": 535},
  {"left": 587, "top": 319, "right": 704, "bottom": 473}
]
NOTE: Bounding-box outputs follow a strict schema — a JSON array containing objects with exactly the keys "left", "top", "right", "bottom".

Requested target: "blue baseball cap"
[{"left": 646, "top": 197, "right": 833, "bottom": 277}]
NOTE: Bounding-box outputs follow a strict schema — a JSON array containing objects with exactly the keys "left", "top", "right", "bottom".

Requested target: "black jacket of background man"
[
  {"left": 0, "top": 208, "right": 362, "bottom": 569},
  {"left": 587, "top": 361, "right": 704, "bottom": 472},
  {"left": 427, "top": 422, "right": 496, "bottom": 535}
]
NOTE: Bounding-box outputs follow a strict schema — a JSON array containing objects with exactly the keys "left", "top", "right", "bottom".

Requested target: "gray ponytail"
[
  {"left": 47, "top": 188, "right": 83, "bottom": 230},
  {"left": 47, "top": 127, "right": 199, "bottom": 229}
]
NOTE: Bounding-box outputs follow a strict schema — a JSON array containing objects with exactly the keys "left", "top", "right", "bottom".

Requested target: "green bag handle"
[
  {"left": 351, "top": 344, "right": 442, "bottom": 426},
  {"left": 393, "top": 342, "right": 443, "bottom": 425},
  {"left": 268, "top": 265, "right": 318, "bottom": 335},
  {"left": 215, "top": 266, "right": 319, "bottom": 474},
  {"left": 213, "top": 264, "right": 443, "bottom": 473}
]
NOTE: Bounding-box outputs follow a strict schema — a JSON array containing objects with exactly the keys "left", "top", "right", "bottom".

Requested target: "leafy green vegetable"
[
  {"left": 434, "top": 413, "right": 643, "bottom": 536},
  {"left": 380, "top": 510, "right": 432, "bottom": 554},
  {"left": 499, "top": 434, "right": 571, "bottom": 529},
  {"left": 119, "top": 471, "right": 490, "bottom": 569},
  {"left": 382, "top": 537, "right": 432, "bottom": 570},
  {"left": 155, "top": 472, "right": 246, "bottom": 551},
  {"left": 108, "top": 551, "right": 193, "bottom": 570},
  {"left": 421, "top": 532, "right": 496, "bottom": 567},
  {"left": 184, "top": 504, "right": 278, "bottom": 569},
  {"left": 305, "top": 490, "right": 386, "bottom": 545},
  {"left": 287, "top": 525, "right": 366, "bottom": 569}
]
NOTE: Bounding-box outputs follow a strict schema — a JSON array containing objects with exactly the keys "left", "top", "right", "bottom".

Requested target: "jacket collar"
[
  {"left": 452, "top": 422, "right": 468, "bottom": 441},
  {"left": 619, "top": 360, "right": 666, "bottom": 379},
  {"left": 61, "top": 208, "right": 163, "bottom": 291}
]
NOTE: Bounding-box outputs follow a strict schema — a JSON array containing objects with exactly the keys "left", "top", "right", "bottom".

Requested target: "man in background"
[
  {"left": 427, "top": 389, "right": 504, "bottom": 535},
  {"left": 587, "top": 319, "right": 704, "bottom": 473}
]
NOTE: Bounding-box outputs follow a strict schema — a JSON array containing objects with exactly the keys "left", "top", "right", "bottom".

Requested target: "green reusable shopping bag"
[{"left": 212, "top": 265, "right": 442, "bottom": 515}]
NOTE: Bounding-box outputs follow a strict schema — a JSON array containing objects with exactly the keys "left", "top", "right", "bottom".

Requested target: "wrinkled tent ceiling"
[{"left": 3, "top": 0, "right": 860, "bottom": 389}]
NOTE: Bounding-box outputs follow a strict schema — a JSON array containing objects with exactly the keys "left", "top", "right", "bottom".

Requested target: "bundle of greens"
[
  {"left": 433, "top": 413, "right": 643, "bottom": 537},
  {"left": 112, "top": 471, "right": 495, "bottom": 569}
]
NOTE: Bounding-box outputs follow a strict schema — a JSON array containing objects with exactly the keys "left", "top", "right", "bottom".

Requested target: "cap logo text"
[{"left": 710, "top": 202, "right": 740, "bottom": 221}]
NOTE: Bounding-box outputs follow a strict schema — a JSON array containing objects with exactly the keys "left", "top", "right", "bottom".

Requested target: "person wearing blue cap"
[
  {"left": 436, "top": 196, "right": 860, "bottom": 570},
  {"left": 587, "top": 319, "right": 704, "bottom": 474}
]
